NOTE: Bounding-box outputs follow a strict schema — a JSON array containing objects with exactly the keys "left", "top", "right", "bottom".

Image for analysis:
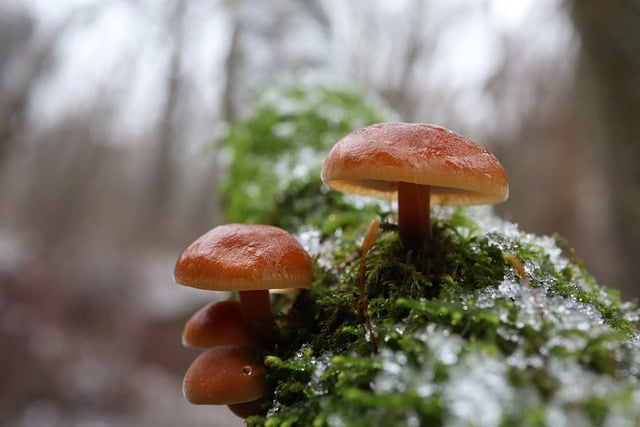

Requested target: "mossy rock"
[{"left": 248, "top": 207, "right": 640, "bottom": 427}]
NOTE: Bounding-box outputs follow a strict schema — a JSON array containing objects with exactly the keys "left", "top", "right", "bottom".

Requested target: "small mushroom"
[
  {"left": 183, "top": 345, "right": 265, "bottom": 405},
  {"left": 321, "top": 122, "right": 508, "bottom": 249},
  {"left": 182, "top": 300, "right": 251, "bottom": 348},
  {"left": 174, "top": 223, "right": 313, "bottom": 347}
]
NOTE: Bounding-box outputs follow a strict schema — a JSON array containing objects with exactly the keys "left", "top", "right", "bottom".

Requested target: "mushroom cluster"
[
  {"left": 173, "top": 122, "right": 509, "bottom": 419},
  {"left": 174, "top": 223, "right": 313, "bottom": 418}
]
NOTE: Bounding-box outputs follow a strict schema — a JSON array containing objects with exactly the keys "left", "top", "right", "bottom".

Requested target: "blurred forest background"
[{"left": 1, "top": 0, "right": 639, "bottom": 426}]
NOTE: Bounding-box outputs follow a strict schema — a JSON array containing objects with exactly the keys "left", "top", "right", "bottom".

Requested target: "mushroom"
[
  {"left": 321, "top": 122, "right": 508, "bottom": 249},
  {"left": 227, "top": 399, "right": 267, "bottom": 419},
  {"left": 183, "top": 344, "right": 265, "bottom": 405},
  {"left": 182, "top": 300, "right": 251, "bottom": 348},
  {"left": 174, "top": 223, "right": 313, "bottom": 347}
]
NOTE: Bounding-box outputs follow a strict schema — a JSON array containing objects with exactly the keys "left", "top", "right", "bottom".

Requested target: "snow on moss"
[{"left": 249, "top": 208, "right": 640, "bottom": 427}]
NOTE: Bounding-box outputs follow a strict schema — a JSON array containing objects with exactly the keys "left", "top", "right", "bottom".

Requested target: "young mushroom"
[
  {"left": 183, "top": 344, "right": 265, "bottom": 405},
  {"left": 321, "top": 122, "right": 509, "bottom": 250},
  {"left": 174, "top": 223, "right": 313, "bottom": 347},
  {"left": 182, "top": 300, "right": 251, "bottom": 348}
]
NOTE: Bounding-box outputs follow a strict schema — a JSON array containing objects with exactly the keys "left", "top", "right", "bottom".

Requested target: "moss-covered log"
[
  {"left": 211, "top": 79, "right": 639, "bottom": 426},
  {"left": 248, "top": 208, "right": 640, "bottom": 427}
]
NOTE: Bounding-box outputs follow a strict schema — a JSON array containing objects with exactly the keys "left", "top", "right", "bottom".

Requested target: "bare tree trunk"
[
  {"left": 221, "top": 16, "right": 242, "bottom": 123},
  {"left": 0, "top": 4, "right": 107, "bottom": 168},
  {"left": 192, "top": 6, "right": 246, "bottom": 229},
  {"left": 148, "top": 0, "right": 186, "bottom": 219},
  {"left": 568, "top": 0, "right": 640, "bottom": 295}
]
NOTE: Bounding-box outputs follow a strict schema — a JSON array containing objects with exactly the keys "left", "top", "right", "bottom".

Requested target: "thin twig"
[
  {"left": 504, "top": 252, "right": 546, "bottom": 327},
  {"left": 359, "top": 216, "right": 380, "bottom": 352}
]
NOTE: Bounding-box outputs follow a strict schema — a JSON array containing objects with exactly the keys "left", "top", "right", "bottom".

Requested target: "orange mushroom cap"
[
  {"left": 183, "top": 345, "right": 265, "bottom": 405},
  {"left": 182, "top": 300, "right": 251, "bottom": 348},
  {"left": 321, "top": 122, "right": 508, "bottom": 205},
  {"left": 174, "top": 224, "right": 313, "bottom": 292}
]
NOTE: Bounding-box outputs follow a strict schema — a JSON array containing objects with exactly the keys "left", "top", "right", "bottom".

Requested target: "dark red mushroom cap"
[
  {"left": 182, "top": 300, "right": 251, "bottom": 348},
  {"left": 183, "top": 345, "right": 265, "bottom": 405}
]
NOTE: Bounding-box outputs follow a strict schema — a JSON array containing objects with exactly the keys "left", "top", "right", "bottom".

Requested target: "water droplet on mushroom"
[{"left": 242, "top": 365, "right": 253, "bottom": 376}]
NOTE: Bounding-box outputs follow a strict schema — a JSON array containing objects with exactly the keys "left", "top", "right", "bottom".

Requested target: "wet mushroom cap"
[
  {"left": 174, "top": 224, "right": 313, "bottom": 291},
  {"left": 182, "top": 300, "right": 251, "bottom": 348},
  {"left": 183, "top": 345, "right": 265, "bottom": 405},
  {"left": 321, "top": 122, "right": 509, "bottom": 205}
]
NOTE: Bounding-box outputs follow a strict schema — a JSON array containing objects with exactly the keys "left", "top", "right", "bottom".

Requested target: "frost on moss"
[
  {"left": 218, "top": 73, "right": 391, "bottom": 231},
  {"left": 218, "top": 79, "right": 640, "bottom": 426},
  {"left": 247, "top": 207, "right": 640, "bottom": 427}
]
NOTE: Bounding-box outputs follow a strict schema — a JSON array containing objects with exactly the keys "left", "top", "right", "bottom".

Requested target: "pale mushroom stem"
[
  {"left": 238, "top": 289, "right": 276, "bottom": 347},
  {"left": 397, "top": 181, "right": 432, "bottom": 249}
]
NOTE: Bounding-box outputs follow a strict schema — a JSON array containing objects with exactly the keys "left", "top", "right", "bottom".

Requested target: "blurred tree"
[
  {"left": 0, "top": 6, "right": 34, "bottom": 163},
  {"left": 219, "top": 75, "right": 391, "bottom": 233},
  {"left": 0, "top": 4, "right": 108, "bottom": 168},
  {"left": 149, "top": 0, "right": 186, "bottom": 216},
  {"left": 219, "top": 0, "right": 331, "bottom": 121},
  {"left": 569, "top": 0, "right": 640, "bottom": 293},
  {"left": 324, "top": 0, "right": 446, "bottom": 122}
]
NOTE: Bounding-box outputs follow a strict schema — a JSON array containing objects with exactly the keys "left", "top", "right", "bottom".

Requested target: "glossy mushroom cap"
[
  {"left": 183, "top": 345, "right": 265, "bottom": 405},
  {"left": 321, "top": 122, "right": 508, "bottom": 205},
  {"left": 182, "top": 300, "right": 251, "bottom": 348},
  {"left": 174, "top": 224, "right": 313, "bottom": 291}
]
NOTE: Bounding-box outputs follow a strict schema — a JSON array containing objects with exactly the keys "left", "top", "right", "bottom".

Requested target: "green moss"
[
  {"left": 215, "top": 80, "right": 640, "bottom": 427},
  {"left": 218, "top": 75, "right": 389, "bottom": 231},
  {"left": 244, "top": 208, "right": 640, "bottom": 427}
]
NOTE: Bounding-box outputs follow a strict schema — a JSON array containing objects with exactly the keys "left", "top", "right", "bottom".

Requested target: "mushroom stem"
[
  {"left": 238, "top": 290, "right": 276, "bottom": 347},
  {"left": 397, "top": 181, "right": 431, "bottom": 249}
]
